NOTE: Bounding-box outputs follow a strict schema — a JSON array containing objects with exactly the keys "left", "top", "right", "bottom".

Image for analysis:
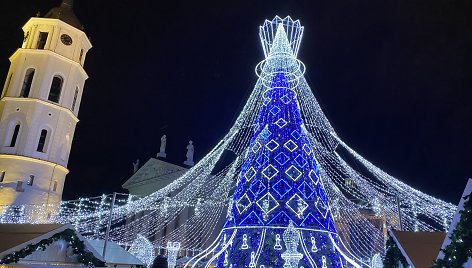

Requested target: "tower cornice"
[
  {"left": 0, "top": 154, "right": 69, "bottom": 173},
  {"left": 0, "top": 97, "right": 80, "bottom": 123},
  {"left": 9, "top": 48, "right": 89, "bottom": 79}
]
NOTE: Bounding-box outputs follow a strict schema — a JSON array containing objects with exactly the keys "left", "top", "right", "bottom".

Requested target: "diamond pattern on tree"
[
  {"left": 284, "top": 140, "right": 298, "bottom": 152},
  {"left": 269, "top": 105, "right": 281, "bottom": 115},
  {"left": 256, "top": 192, "right": 279, "bottom": 215},
  {"left": 315, "top": 197, "right": 330, "bottom": 219},
  {"left": 291, "top": 130, "right": 301, "bottom": 140},
  {"left": 297, "top": 181, "right": 314, "bottom": 199},
  {"left": 265, "top": 139, "right": 280, "bottom": 152},
  {"left": 274, "top": 152, "right": 290, "bottom": 166},
  {"left": 285, "top": 165, "right": 302, "bottom": 181},
  {"left": 286, "top": 194, "right": 309, "bottom": 218},
  {"left": 261, "top": 164, "right": 279, "bottom": 180},
  {"left": 280, "top": 94, "right": 292, "bottom": 104},
  {"left": 275, "top": 118, "right": 288, "bottom": 128},
  {"left": 260, "top": 127, "right": 272, "bottom": 140},
  {"left": 294, "top": 154, "right": 308, "bottom": 168},
  {"left": 302, "top": 144, "right": 312, "bottom": 155},
  {"left": 309, "top": 169, "right": 320, "bottom": 185},
  {"left": 249, "top": 179, "right": 267, "bottom": 197},
  {"left": 244, "top": 166, "right": 257, "bottom": 182},
  {"left": 236, "top": 194, "right": 251, "bottom": 214},
  {"left": 272, "top": 178, "right": 293, "bottom": 198},
  {"left": 252, "top": 141, "right": 262, "bottom": 154},
  {"left": 255, "top": 154, "right": 269, "bottom": 167},
  {"left": 263, "top": 97, "right": 271, "bottom": 106}
]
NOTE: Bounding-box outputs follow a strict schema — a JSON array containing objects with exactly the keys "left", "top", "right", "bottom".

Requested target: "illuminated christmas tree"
[{"left": 210, "top": 22, "right": 361, "bottom": 268}]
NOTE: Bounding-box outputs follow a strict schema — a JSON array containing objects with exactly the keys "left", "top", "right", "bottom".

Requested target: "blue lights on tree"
[{"left": 216, "top": 32, "right": 357, "bottom": 265}]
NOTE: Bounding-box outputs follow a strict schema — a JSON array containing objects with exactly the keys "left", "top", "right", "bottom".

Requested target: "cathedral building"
[{"left": 0, "top": 0, "right": 91, "bottom": 221}]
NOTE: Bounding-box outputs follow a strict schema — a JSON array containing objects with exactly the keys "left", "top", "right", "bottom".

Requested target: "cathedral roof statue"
[{"left": 44, "top": 0, "right": 82, "bottom": 29}]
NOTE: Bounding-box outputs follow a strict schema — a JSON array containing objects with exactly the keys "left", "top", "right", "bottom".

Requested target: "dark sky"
[{"left": 1, "top": 0, "right": 471, "bottom": 204}]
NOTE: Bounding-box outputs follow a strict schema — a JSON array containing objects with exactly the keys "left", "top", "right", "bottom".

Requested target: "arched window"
[
  {"left": 48, "top": 76, "right": 63, "bottom": 103},
  {"left": 20, "top": 68, "right": 35, "bottom": 97},
  {"left": 36, "top": 129, "right": 48, "bottom": 152},
  {"left": 72, "top": 87, "right": 79, "bottom": 111},
  {"left": 9, "top": 124, "right": 20, "bottom": 147}
]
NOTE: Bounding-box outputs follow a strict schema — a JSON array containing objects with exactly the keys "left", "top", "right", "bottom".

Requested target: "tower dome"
[{"left": 44, "top": 0, "right": 82, "bottom": 29}]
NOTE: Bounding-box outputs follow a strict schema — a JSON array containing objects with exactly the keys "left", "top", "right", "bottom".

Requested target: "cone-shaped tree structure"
[{"left": 188, "top": 24, "right": 362, "bottom": 268}]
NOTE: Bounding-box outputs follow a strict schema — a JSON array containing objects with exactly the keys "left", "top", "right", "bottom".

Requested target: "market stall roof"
[
  {"left": 87, "top": 239, "right": 144, "bottom": 266},
  {"left": 391, "top": 230, "right": 446, "bottom": 268}
]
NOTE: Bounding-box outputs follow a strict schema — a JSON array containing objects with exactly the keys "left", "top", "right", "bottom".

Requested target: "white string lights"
[{"left": 0, "top": 16, "right": 457, "bottom": 266}]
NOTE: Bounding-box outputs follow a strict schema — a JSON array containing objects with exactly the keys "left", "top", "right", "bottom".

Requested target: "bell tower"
[{"left": 0, "top": 0, "right": 92, "bottom": 221}]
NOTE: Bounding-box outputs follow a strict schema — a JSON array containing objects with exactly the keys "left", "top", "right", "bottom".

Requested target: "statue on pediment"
[
  {"left": 184, "top": 140, "right": 195, "bottom": 166},
  {"left": 157, "top": 135, "right": 167, "bottom": 158}
]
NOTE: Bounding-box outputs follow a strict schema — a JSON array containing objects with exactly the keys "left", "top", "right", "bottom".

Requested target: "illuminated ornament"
[
  {"left": 322, "top": 256, "right": 327, "bottom": 268},
  {"left": 274, "top": 234, "right": 283, "bottom": 250},
  {"left": 224, "top": 250, "right": 229, "bottom": 266},
  {"left": 310, "top": 236, "right": 318, "bottom": 252},
  {"left": 241, "top": 234, "right": 249, "bottom": 250},
  {"left": 128, "top": 234, "right": 155, "bottom": 268},
  {"left": 281, "top": 221, "right": 303, "bottom": 268},
  {"left": 249, "top": 251, "right": 256, "bottom": 267},
  {"left": 166, "top": 241, "right": 181, "bottom": 268}
]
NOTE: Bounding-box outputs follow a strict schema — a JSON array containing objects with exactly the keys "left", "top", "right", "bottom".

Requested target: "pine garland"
[
  {"left": 383, "top": 234, "right": 408, "bottom": 268},
  {"left": 0, "top": 228, "right": 105, "bottom": 267},
  {"left": 434, "top": 194, "right": 472, "bottom": 267}
]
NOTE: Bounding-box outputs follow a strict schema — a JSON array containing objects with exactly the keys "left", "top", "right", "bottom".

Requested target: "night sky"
[{"left": 1, "top": 0, "right": 471, "bottom": 204}]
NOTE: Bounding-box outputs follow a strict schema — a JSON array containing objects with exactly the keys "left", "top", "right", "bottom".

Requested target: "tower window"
[
  {"left": 16, "top": 181, "right": 24, "bottom": 192},
  {"left": 9, "top": 124, "right": 21, "bottom": 147},
  {"left": 37, "top": 32, "right": 48, "bottom": 49},
  {"left": 79, "top": 49, "right": 84, "bottom": 63},
  {"left": 72, "top": 87, "right": 79, "bottom": 111},
  {"left": 0, "top": 171, "right": 5, "bottom": 182},
  {"left": 20, "top": 68, "right": 35, "bottom": 97},
  {"left": 27, "top": 175, "right": 34, "bottom": 186},
  {"left": 36, "top": 129, "right": 48, "bottom": 152},
  {"left": 53, "top": 181, "right": 58, "bottom": 191},
  {"left": 48, "top": 76, "right": 63, "bottom": 103}
]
